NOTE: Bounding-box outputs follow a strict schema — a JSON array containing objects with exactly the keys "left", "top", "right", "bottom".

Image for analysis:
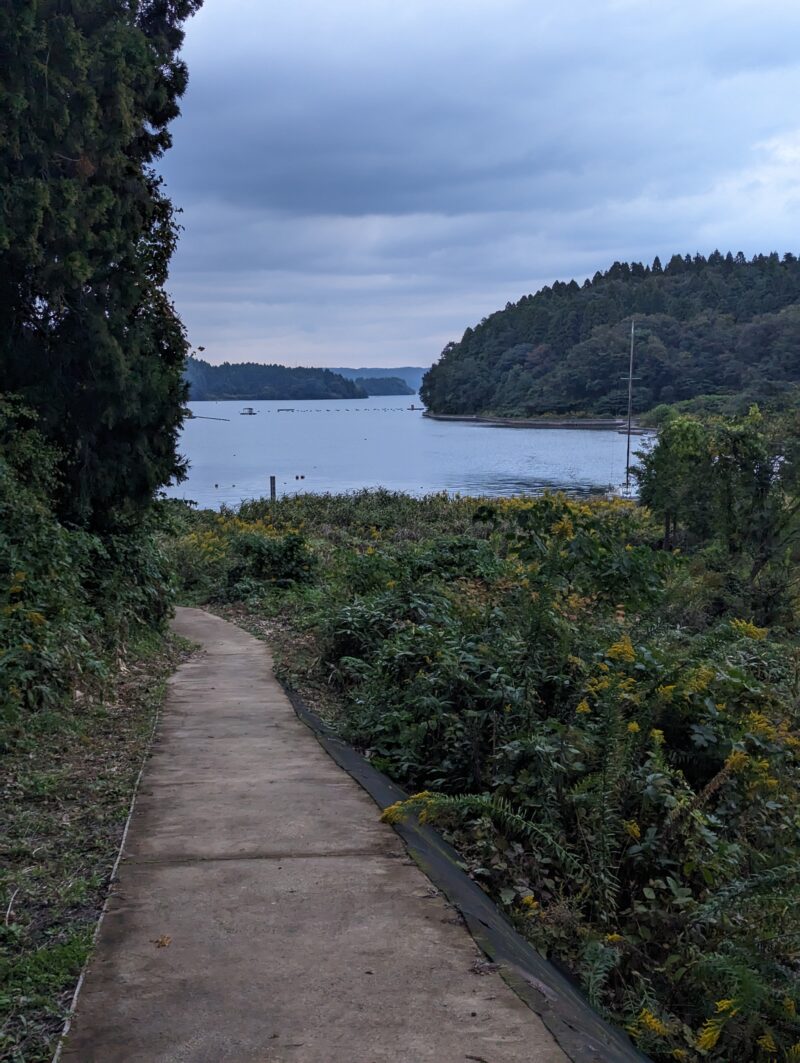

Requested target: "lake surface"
[{"left": 166, "top": 396, "right": 643, "bottom": 508}]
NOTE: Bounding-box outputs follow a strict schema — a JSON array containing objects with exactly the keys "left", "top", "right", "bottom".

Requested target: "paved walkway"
[{"left": 63, "top": 607, "right": 567, "bottom": 1062}]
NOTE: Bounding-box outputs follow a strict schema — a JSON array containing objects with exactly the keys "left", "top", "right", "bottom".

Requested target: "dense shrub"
[
  {"left": 0, "top": 405, "right": 173, "bottom": 747},
  {"left": 169, "top": 510, "right": 316, "bottom": 602}
]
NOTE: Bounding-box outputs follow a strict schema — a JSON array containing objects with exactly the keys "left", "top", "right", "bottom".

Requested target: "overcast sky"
[{"left": 161, "top": 0, "right": 800, "bottom": 369}]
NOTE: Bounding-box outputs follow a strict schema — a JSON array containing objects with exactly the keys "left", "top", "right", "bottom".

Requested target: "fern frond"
[
  {"left": 691, "top": 862, "right": 800, "bottom": 922},
  {"left": 580, "top": 940, "right": 620, "bottom": 1013}
]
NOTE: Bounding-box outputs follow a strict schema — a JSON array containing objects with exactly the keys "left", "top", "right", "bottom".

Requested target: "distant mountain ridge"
[
  {"left": 354, "top": 376, "right": 415, "bottom": 396},
  {"left": 330, "top": 366, "right": 428, "bottom": 391},
  {"left": 184, "top": 358, "right": 367, "bottom": 401},
  {"left": 420, "top": 252, "right": 800, "bottom": 418}
]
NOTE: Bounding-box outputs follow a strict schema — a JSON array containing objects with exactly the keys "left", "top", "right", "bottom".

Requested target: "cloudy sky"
[{"left": 161, "top": 0, "right": 800, "bottom": 368}]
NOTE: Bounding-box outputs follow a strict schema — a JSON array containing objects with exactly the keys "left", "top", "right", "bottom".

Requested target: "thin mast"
[{"left": 625, "top": 319, "right": 635, "bottom": 492}]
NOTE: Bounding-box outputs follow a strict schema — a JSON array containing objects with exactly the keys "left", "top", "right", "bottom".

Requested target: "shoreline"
[{"left": 423, "top": 411, "right": 655, "bottom": 432}]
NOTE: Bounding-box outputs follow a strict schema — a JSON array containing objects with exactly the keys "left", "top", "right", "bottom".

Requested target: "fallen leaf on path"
[{"left": 152, "top": 935, "right": 172, "bottom": 948}]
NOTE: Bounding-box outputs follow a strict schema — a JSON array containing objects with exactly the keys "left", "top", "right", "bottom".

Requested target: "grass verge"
[{"left": 0, "top": 631, "right": 193, "bottom": 1063}]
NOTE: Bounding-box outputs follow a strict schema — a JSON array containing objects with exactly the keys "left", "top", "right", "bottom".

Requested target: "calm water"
[{"left": 166, "top": 396, "right": 641, "bottom": 508}]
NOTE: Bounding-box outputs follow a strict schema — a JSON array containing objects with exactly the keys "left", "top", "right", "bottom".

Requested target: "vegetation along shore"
[{"left": 422, "top": 412, "right": 654, "bottom": 431}]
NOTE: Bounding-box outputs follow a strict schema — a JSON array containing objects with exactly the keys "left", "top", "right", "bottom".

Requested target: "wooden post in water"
[{"left": 269, "top": 475, "right": 276, "bottom": 502}]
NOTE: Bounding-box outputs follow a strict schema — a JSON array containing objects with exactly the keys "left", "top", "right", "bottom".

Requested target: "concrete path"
[{"left": 63, "top": 607, "right": 567, "bottom": 1063}]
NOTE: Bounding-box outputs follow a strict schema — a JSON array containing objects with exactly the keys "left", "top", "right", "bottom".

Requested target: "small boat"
[
  {"left": 277, "top": 407, "right": 295, "bottom": 412},
  {"left": 408, "top": 403, "right": 419, "bottom": 411},
  {"left": 240, "top": 407, "right": 257, "bottom": 416}
]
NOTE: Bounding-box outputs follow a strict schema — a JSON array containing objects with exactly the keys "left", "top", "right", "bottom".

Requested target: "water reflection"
[{"left": 167, "top": 396, "right": 646, "bottom": 508}]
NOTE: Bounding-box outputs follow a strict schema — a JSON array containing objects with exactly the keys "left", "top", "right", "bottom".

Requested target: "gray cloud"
[{"left": 162, "top": 0, "right": 800, "bottom": 367}]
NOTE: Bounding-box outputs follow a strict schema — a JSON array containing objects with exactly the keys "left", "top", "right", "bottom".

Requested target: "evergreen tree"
[
  {"left": 0, "top": 0, "right": 202, "bottom": 527},
  {"left": 420, "top": 252, "right": 800, "bottom": 417}
]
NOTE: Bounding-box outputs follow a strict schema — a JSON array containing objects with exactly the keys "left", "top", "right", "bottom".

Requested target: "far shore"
[{"left": 423, "top": 411, "right": 655, "bottom": 432}]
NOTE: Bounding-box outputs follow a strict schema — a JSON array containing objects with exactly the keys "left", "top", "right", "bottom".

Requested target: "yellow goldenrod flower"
[
  {"left": 746, "top": 711, "right": 780, "bottom": 742},
  {"left": 380, "top": 800, "right": 405, "bottom": 824},
  {"left": 783, "top": 997, "right": 797, "bottom": 1017},
  {"left": 576, "top": 700, "right": 591, "bottom": 715},
  {"left": 650, "top": 729, "right": 665, "bottom": 745},
  {"left": 684, "top": 665, "right": 715, "bottom": 694},
  {"left": 607, "top": 634, "right": 636, "bottom": 663},
  {"left": 756, "top": 1031, "right": 776, "bottom": 1053},
  {"left": 624, "top": 820, "right": 641, "bottom": 841},
  {"left": 714, "top": 999, "right": 736, "bottom": 1014},
  {"left": 627, "top": 721, "right": 640, "bottom": 734},
  {"left": 550, "top": 515, "right": 575, "bottom": 538},
  {"left": 725, "top": 749, "right": 749, "bottom": 772},
  {"left": 696, "top": 1019, "right": 722, "bottom": 1051},
  {"left": 638, "top": 1009, "right": 670, "bottom": 1037},
  {"left": 520, "top": 895, "right": 539, "bottom": 910},
  {"left": 730, "top": 617, "right": 768, "bottom": 640},
  {"left": 605, "top": 933, "right": 623, "bottom": 944}
]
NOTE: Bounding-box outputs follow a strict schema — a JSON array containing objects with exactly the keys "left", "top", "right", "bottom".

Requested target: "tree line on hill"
[
  {"left": 184, "top": 357, "right": 367, "bottom": 400},
  {"left": 184, "top": 357, "right": 417, "bottom": 400},
  {"left": 420, "top": 252, "right": 800, "bottom": 418}
]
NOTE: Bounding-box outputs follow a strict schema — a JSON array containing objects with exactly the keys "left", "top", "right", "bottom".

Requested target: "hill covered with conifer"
[
  {"left": 184, "top": 358, "right": 368, "bottom": 401},
  {"left": 420, "top": 252, "right": 800, "bottom": 418}
]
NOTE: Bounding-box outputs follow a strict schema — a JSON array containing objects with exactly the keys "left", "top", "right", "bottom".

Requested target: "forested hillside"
[
  {"left": 421, "top": 252, "right": 800, "bottom": 417},
  {"left": 184, "top": 357, "right": 367, "bottom": 400}
]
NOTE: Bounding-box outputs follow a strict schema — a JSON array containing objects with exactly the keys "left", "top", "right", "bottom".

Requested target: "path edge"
[
  {"left": 282, "top": 683, "right": 651, "bottom": 1063},
  {"left": 49, "top": 648, "right": 182, "bottom": 1063}
]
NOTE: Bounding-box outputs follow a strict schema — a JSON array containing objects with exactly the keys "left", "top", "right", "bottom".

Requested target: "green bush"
[
  {"left": 0, "top": 403, "right": 174, "bottom": 748},
  {"left": 276, "top": 491, "right": 799, "bottom": 1061},
  {"left": 167, "top": 510, "right": 316, "bottom": 603}
]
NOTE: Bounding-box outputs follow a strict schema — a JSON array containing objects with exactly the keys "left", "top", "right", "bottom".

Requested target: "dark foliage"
[
  {"left": 0, "top": 402, "right": 173, "bottom": 745},
  {"left": 184, "top": 356, "right": 368, "bottom": 400},
  {"left": 421, "top": 252, "right": 800, "bottom": 418},
  {"left": 0, "top": 0, "right": 202, "bottom": 527}
]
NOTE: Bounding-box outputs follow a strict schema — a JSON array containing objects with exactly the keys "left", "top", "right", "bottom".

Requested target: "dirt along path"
[{"left": 61, "top": 607, "right": 568, "bottom": 1062}]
